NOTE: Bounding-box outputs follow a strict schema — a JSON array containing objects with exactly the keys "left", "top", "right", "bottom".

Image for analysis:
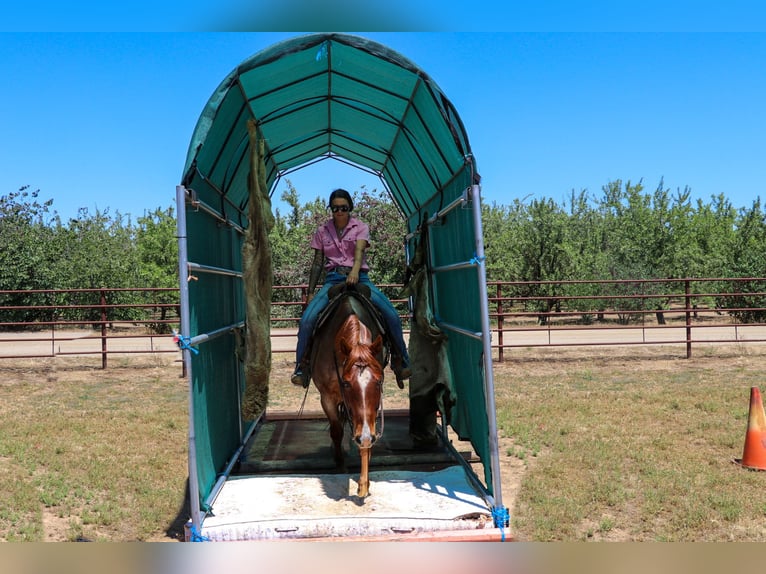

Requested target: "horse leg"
[
  {"left": 329, "top": 418, "right": 346, "bottom": 473},
  {"left": 357, "top": 447, "right": 370, "bottom": 497},
  {"left": 321, "top": 396, "right": 346, "bottom": 472}
]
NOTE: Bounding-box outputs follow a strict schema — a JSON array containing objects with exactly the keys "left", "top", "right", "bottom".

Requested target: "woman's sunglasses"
[{"left": 330, "top": 205, "right": 350, "bottom": 213}]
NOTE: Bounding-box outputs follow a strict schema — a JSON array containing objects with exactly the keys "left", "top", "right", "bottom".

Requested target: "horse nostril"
[
  {"left": 354, "top": 436, "right": 362, "bottom": 445},
  {"left": 370, "top": 435, "right": 377, "bottom": 445}
]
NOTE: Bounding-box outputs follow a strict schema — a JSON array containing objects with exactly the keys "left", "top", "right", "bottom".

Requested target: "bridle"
[{"left": 333, "top": 351, "right": 384, "bottom": 448}]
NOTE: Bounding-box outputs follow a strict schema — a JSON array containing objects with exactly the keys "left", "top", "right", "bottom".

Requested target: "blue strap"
[
  {"left": 470, "top": 253, "right": 486, "bottom": 266},
  {"left": 174, "top": 334, "right": 199, "bottom": 355},
  {"left": 492, "top": 506, "right": 510, "bottom": 541},
  {"left": 189, "top": 524, "right": 210, "bottom": 542}
]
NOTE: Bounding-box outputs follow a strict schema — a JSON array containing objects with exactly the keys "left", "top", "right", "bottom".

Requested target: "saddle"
[{"left": 312, "top": 283, "right": 390, "bottom": 364}]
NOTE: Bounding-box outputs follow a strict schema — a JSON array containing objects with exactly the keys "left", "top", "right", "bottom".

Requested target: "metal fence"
[
  {"left": 2, "top": 278, "right": 766, "bottom": 366},
  {"left": 269, "top": 277, "right": 766, "bottom": 360},
  {"left": 0, "top": 288, "right": 180, "bottom": 367},
  {"left": 488, "top": 277, "right": 766, "bottom": 360}
]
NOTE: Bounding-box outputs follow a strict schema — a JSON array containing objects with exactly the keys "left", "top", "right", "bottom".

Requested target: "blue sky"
[{"left": 2, "top": 31, "right": 766, "bottom": 222}]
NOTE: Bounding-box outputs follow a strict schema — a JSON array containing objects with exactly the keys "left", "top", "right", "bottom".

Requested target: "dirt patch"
[{"left": 42, "top": 508, "right": 75, "bottom": 542}]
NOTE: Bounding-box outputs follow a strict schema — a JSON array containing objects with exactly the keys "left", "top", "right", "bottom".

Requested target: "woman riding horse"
[{"left": 291, "top": 188, "right": 411, "bottom": 388}]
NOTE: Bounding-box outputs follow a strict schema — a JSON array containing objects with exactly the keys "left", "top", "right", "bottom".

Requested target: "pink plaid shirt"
[{"left": 310, "top": 217, "right": 370, "bottom": 272}]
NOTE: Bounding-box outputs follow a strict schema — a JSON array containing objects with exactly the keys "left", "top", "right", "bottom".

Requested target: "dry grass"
[
  {"left": 497, "top": 344, "right": 766, "bottom": 541},
  {"left": 0, "top": 355, "right": 188, "bottom": 541},
  {"left": 1, "top": 344, "right": 766, "bottom": 541}
]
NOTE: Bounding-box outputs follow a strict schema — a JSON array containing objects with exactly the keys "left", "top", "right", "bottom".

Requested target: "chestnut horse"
[{"left": 309, "top": 285, "right": 386, "bottom": 498}]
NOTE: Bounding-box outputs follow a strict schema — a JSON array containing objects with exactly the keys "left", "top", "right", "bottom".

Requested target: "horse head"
[{"left": 335, "top": 320, "right": 384, "bottom": 449}]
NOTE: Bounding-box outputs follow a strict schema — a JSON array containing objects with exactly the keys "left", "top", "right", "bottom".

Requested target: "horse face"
[{"left": 339, "top": 335, "right": 384, "bottom": 448}]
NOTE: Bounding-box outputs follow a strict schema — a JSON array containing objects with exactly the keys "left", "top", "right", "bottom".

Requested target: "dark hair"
[{"left": 328, "top": 188, "right": 353, "bottom": 212}]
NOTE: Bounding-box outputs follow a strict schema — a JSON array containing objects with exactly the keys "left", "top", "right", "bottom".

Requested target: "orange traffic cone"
[{"left": 734, "top": 386, "right": 766, "bottom": 471}]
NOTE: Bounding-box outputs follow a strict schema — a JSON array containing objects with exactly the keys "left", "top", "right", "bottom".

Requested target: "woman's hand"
[{"left": 346, "top": 269, "right": 359, "bottom": 285}]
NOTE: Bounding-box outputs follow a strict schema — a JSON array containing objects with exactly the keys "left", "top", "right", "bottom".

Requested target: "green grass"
[
  {"left": 0, "top": 356, "right": 188, "bottom": 541},
  {"left": 497, "top": 346, "right": 766, "bottom": 541}
]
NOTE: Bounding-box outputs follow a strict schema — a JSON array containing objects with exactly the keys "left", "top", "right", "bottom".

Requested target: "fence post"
[
  {"left": 100, "top": 288, "right": 108, "bottom": 369},
  {"left": 496, "top": 283, "right": 504, "bottom": 363},
  {"left": 685, "top": 279, "right": 692, "bottom": 359}
]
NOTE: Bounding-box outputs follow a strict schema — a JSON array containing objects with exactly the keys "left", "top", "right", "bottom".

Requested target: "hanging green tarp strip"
[{"left": 241, "top": 119, "right": 274, "bottom": 421}]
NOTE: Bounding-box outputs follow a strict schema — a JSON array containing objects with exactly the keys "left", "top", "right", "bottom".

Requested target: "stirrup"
[{"left": 291, "top": 369, "right": 310, "bottom": 388}]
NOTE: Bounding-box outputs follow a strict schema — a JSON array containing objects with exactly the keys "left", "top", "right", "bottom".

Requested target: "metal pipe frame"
[
  {"left": 409, "top": 182, "right": 505, "bottom": 515},
  {"left": 404, "top": 187, "right": 469, "bottom": 242},
  {"left": 187, "top": 262, "right": 245, "bottom": 279},
  {"left": 188, "top": 322, "right": 245, "bottom": 348},
  {"left": 431, "top": 259, "right": 479, "bottom": 274},
  {"left": 203, "top": 418, "right": 260, "bottom": 512},
  {"left": 186, "top": 188, "right": 246, "bottom": 236},
  {"left": 469, "top": 183, "right": 505, "bottom": 513},
  {"left": 176, "top": 185, "right": 203, "bottom": 534},
  {"left": 437, "top": 321, "right": 483, "bottom": 340}
]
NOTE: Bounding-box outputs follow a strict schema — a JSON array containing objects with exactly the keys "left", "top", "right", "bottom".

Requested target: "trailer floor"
[
  {"left": 236, "top": 409, "right": 478, "bottom": 475},
  {"left": 196, "top": 410, "right": 498, "bottom": 541}
]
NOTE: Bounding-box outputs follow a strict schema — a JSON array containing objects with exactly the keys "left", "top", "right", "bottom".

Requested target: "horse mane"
[{"left": 334, "top": 314, "right": 383, "bottom": 381}]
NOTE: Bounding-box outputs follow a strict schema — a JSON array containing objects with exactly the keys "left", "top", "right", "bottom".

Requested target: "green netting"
[{"left": 181, "top": 33, "right": 496, "bottom": 507}]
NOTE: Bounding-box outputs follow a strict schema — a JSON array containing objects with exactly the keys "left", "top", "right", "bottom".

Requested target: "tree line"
[
  {"left": 481, "top": 179, "right": 766, "bottom": 323},
  {"left": 2, "top": 178, "right": 765, "bottom": 327},
  {"left": 483, "top": 178, "right": 764, "bottom": 284},
  {"left": 0, "top": 186, "right": 177, "bottom": 327}
]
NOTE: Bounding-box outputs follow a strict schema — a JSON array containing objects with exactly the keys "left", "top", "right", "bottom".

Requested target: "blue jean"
[{"left": 295, "top": 271, "right": 409, "bottom": 368}]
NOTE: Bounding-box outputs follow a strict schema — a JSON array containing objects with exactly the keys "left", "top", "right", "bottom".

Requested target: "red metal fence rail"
[
  {"left": 269, "top": 278, "right": 766, "bottom": 361},
  {"left": 2, "top": 278, "right": 766, "bottom": 366},
  {"left": 0, "top": 288, "right": 180, "bottom": 368},
  {"left": 487, "top": 277, "right": 766, "bottom": 360}
]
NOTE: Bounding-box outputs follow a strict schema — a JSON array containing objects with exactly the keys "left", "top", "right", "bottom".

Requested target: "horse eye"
[{"left": 341, "top": 381, "right": 352, "bottom": 389}]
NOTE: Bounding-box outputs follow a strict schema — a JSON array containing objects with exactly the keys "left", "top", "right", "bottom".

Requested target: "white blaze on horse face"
[
  {"left": 358, "top": 367, "right": 372, "bottom": 434},
  {"left": 356, "top": 366, "right": 376, "bottom": 443}
]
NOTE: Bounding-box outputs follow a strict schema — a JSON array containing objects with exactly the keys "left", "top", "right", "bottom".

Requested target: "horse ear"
[{"left": 370, "top": 335, "right": 383, "bottom": 356}]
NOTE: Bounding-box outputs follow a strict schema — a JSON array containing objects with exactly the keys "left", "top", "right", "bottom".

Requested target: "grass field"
[{"left": 1, "top": 344, "right": 765, "bottom": 541}]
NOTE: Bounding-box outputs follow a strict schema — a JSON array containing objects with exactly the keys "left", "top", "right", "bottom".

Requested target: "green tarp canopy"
[
  {"left": 182, "top": 33, "right": 479, "bottom": 225},
  {"left": 178, "top": 33, "right": 501, "bottom": 522}
]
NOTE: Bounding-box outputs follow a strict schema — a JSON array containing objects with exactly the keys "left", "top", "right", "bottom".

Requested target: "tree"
[
  {"left": 56, "top": 208, "right": 142, "bottom": 322},
  {"left": 721, "top": 199, "right": 766, "bottom": 323},
  {"left": 269, "top": 181, "right": 327, "bottom": 289},
  {"left": 482, "top": 199, "right": 526, "bottom": 282},
  {"left": 0, "top": 186, "right": 60, "bottom": 323},
  {"left": 563, "top": 188, "right": 609, "bottom": 322},
  {"left": 515, "top": 197, "right": 570, "bottom": 323},
  {"left": 351, "top": 187, "right": 406, "bottom": 285},
  {"left": 136, "top": 207, "right": 179, "bottom": 331}
]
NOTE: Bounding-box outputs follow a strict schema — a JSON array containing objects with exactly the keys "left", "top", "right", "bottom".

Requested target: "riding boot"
[
  {"left": 391, "top": 354, "right": 411, "bottom": 389},
  {"left": 290, "top": 362, "right": 310, "bottom": 388}
]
